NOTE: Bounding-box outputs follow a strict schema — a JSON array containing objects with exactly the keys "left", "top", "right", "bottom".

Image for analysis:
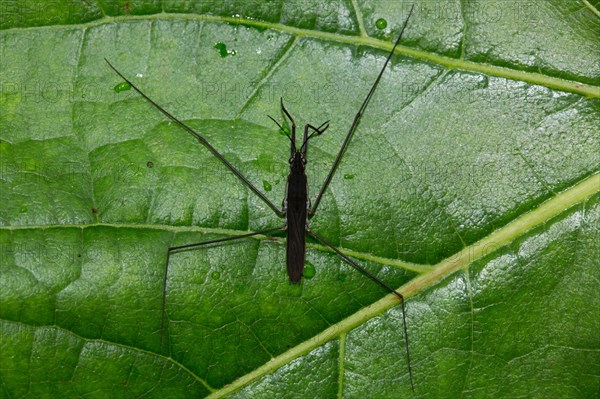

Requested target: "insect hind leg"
[{"left": 305, "top": 227, "right": 414, "bottom": 392}]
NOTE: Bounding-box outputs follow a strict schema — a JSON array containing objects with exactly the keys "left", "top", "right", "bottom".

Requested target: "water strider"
[{"left": 106, "top": 6, "right": 415, "bottom": 392}]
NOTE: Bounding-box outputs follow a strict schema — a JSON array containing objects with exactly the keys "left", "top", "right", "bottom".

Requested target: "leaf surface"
[{"left": 1, "top": 1, "right": 599, "bottom": 398}]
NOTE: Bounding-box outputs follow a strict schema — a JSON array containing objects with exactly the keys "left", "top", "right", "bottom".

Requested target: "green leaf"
[{"left": 1, "top": 1, "right": 599, "bottom": 398}]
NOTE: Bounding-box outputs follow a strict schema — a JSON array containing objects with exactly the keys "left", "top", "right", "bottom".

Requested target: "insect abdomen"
[{"left": 285, "top": 162, "right": 308, "bottom": 282}]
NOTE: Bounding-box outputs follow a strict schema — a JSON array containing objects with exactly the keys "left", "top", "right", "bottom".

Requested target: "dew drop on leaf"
[
  {"left": 214, "top": 42, "right": 228, "bottom": 57},
  {"left": 211, "top": 271, "right": 221, "bottom": 280},
  {"left": 114, "top": 81, "right": 132, "bottom": 93},
  {"left": 343, "top": 173, "right": 355, "bottom": 180},
  {"left": 375, "top": 18, "right": 388, "bottom": 30},
  {"left": 19, "top": 205, "right": 27, "bottom": 213},
  {"left": 214, "top": 42, "right": 236, "bottom": 58},
  {"left": 303, "top": 262, "right": 316, "bottom": 279},
  {"left": 263, "top": 180, "right": 272, "bottom": 192}
]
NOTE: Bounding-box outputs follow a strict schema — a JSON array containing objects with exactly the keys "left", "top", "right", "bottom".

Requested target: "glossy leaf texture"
[{"left": 0, "top": 1, "right": 599, "bottom": 398}]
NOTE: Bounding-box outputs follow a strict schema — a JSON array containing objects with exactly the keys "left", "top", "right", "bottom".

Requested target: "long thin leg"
[
  {"left": 309, "top": 5, "right": 414, "bottom": 216},
  {"left": 105, "top": 59, "right": 284, "bottom": 218},
  {"left": 161, "top": 226, "right": 285, "bottom": 348},
  {"left": 306, "top": 227, "right": 414, "bottom": 392}
]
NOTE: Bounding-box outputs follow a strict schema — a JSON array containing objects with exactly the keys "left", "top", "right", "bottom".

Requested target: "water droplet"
[
  {"left": 147, "top": 161, "right": 154, "bottom": 168},
  {"left": 303, "top": 262, "right": 316, "bottom": 279},
  {"left": 376, "top": 18, "right": 388, "bottom": 30},
  {"left": 263, "top": 180, "right": 272, "bottom": 192},
  {"left": 136, "top": 73, "right": 143, "bottom": 78},
  {"left": 343, "top": 174, "right": 354, "bottom": 180},
  {"left": 19, "top": 205, "right": 27, "bottom": 213},
  {"left": 214, "top": 42, "right": 228, "bottom": 58},
  {"left": 214, "top": 42, "right": 236, "bottom": 58},
  {"left": 211, "top": 271, "right": 221, "bottom": 280},
  {"left": 114, "top": 81, "right": 132, "bottom": 93}
]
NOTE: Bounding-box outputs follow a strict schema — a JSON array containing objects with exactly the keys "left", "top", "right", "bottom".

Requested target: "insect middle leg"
[{"left": 160, "top": 226, "right": 285, "bottom": 348}]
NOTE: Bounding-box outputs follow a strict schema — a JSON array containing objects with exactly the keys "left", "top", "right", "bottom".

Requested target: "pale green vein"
[
  {"left": 236, "top": 36, "right": 298, "bottom": 118},
  {"left": 1, "top": 13, "right": 597, "bottom": 98},
  {"left": 581, "top": 0, "right": 600, "bottom": 18},
  {"left": 0, "top": 225, "right": 429, "bottom": 274},
  {"left": 350, "top": 0, "right": 367, "bottom": 37},
  {"left": 306, "top": 242, "right": 433, "bottom": 274},
  {"left": 337, "top": 332, "right": 346, "bottom": 399},
  {"left": 73, "top": 27, "right": 100, "bottom": 224},
  {"left": 517, "top": 150, "right": 558, "bottom": 196},
  {"left": 459, "top": 272, "right": 476, "bottom": 399},
  {"left": 94, "top": 0, "right": 106, "bottom": 18},
  {"left": 236, "top": 317, "right": 274, "bottom": 359},
  {"left": 0, "top": 377, "right": 12, "bottom": 399},
  {"left": 458, "top": 0, "right": 468, "bottom": 60},
  {"left": 205, "top": 172, "right": 599, "bottom": 398},
  {"left": 0, "top": 320, "right": 215, "bottom": 393}
]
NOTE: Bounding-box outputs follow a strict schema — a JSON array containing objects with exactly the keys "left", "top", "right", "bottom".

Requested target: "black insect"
[{"left": 106, "top": 6, "right": 415, "bottom": 391}]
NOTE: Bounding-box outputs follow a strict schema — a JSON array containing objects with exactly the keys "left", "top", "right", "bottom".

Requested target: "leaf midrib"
[{"left": 205, "top": 171, "right": 600, "bottom": 398}]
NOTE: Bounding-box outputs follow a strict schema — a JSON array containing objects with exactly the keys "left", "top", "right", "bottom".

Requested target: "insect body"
[
  {"left": 286, "top": 143, "right": 309, "bottom": 283},
  {"left": 277, "top": 108, "right": 330, "bottom": 282},
  {"left": 106, "top": 6, "right": 415, "bottom": 391}
]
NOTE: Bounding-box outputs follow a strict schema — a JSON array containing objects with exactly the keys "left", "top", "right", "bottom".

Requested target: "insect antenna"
[
  {"left": 104, "top": 58, "right": 284, "bottom": 217},
  {"left": 267, "top": 114, "right": 297, "bottom": 152}
]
